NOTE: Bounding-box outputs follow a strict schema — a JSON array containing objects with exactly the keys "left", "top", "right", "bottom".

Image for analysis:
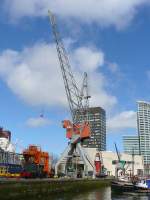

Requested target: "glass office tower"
[
  {"left": 137, "top": 101, "right": 150, "bottom": 175},
  {"left": 123, "top": 135, "right": 139, "bottom": 155}
]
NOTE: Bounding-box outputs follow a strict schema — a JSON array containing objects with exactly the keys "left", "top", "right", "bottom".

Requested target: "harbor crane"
[
  {"left": 114, "top": 143, "right": 126, "bottom": 178},
  {"left": 114, "top": 143, "right": 136, "bottom": 180},
  {"left": 48, "top": 11, "right": 95, "bottom": 178}
]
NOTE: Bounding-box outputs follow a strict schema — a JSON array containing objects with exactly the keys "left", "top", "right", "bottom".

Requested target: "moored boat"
[
  {"left": 111, "top": 179, "right": 135, "bottom": 193},
  {"left": 134, "top": 179, "right": 150, "bottom": 193},
  {"left": 112, "top": 178, "right": 150, "bottom": 194}
]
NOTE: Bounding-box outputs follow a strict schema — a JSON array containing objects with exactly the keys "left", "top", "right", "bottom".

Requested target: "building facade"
[
  {"left": 123, "top": 135, "right": 139, "bottom": 155},
  {"left": 57, "top": 148, "right": 144, "bottom": 177},
  {"left": 85, "top": 149, "right": 144, "bottom": 177},
  {"left": 137, "top": 101, "right": 150, "bottom": 174},
  {"left": 81, "top": 107, "right": 106, "bottom": 151}
]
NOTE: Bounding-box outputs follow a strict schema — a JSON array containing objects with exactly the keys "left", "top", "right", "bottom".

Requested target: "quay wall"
[{"left": 0, "top": 178, "right": 112, "bottom": 199}]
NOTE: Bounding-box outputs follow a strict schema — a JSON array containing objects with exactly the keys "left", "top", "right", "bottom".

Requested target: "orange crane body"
[
  {"left": 63, "top": 120, "right": 90, "bottom": 140},
  {"left": 23, "top": 145, "right": 50, "bottom": 174}
]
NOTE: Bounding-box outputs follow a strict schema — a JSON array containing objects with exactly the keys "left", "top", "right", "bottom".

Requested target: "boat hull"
[
  {"left": 111, "top": 181, "right": 135, "bottom": 193},
  {"left": 112, "top": 180, "right": 150, "bottom": 194},
  {"left": 134, "top": 186, "right": 150, "bottom": 193}
]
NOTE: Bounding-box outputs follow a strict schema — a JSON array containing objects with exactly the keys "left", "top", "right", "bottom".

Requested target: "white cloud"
[
  {"left": 107, "top": 111, "right": 137, "bottom": 132},
  {"left": 71, "top": 47, "right": 104, "bottom": 72},
  {"left": 4, "top": 0, "right": 150, "bottom": 28},
  {"left": 0, "top": 42, "right": 117, "bottom": 110},
  {"left": 0, "top": 43, "right": 67, "bottom": 107},
  {"left": 26, "top": 116, "right": 51, "bottom": 127}
]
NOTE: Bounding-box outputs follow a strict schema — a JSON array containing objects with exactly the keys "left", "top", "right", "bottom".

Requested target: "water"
[
  {"left": 48, "top": 187, "right": 150, "bottom": 200},
  {"left": 6, "top": 187, "right": 150, "bottom": 200}
]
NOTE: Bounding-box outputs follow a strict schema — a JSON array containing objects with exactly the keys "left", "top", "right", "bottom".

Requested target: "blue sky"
[{"left": 0, "top": 0, "right": 150, "bottom": 155}]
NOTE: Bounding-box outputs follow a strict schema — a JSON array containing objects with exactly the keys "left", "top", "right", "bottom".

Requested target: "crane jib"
[{"left": 48, "top": 11, "right": 89, "bottom": 122}]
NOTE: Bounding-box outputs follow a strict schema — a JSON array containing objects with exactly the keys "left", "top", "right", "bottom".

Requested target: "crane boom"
[
  {"left": 80, "top": 72, "right": 91, "bottom": 122},
  {"left": 114, "top": 143, "right": 121, "bottom": 161},
  {"left": 48, "top": 11, "right": 95, "bottom": 178},
  {"left": 48, "top": 10, "right": 83, "bottom": 124}
]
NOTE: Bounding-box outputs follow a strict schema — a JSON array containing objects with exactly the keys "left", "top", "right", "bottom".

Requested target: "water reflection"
[
  {"left": 68, "top": 187, "right": 150, "bottom": 200},
  {"left": 23, "top": 187, "right": 150, "bottom": 200},
  {"left": 112, "top": 194, "right": 150, "bottom": 200},
  {"left": 72, "top": 187, "right": 111, "bottom": 200}
]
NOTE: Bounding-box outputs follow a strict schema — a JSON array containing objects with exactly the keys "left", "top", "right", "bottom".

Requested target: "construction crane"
[
  {"left": 48, "top": 11, "right": 94, "bottom": 178},
  {"left": 115, "top": 143, "right": 121, "bottom": 162},
  {"left": 114, "top": 143, "right": 126, "bottom": 179}
]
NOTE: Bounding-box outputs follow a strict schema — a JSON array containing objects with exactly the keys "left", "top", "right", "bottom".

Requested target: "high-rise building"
[
  {"left": 137, "top": 101, "right": 150, "bottom": 174},
  {"left": 123, "top": 135, "right": 139, "bottom": 155},
  {"left": 81, "top": 107, "right": 106, "bottom": 151}
]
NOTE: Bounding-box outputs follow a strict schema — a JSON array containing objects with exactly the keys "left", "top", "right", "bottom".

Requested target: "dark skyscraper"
[{"left": 81, "top": 107, "right": 106, "bottom": 151}]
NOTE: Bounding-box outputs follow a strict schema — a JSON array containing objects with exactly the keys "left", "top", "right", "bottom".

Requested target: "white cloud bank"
[
  {"left": 0, "top": 41, "right": 137, "bottom": 131},
  {"left": 107, "top": 111, "right": 137, "bottom": 132},
  {"left": 26, "top": 116, "right": 51, "bottom": 127},
  {"left": 4, "top": 0, "right": 150, "bottom": 28},
  {"left": 0, "top": 42, "right": 117, "bottom": 110}
]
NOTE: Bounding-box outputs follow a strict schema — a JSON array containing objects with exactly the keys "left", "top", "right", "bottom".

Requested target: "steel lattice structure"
[
  {"left": 48, "top": 10, "right": 89, "bottom": 124},
  {"left": 48, "top": 11, "right": 94, "bottom": 178}
]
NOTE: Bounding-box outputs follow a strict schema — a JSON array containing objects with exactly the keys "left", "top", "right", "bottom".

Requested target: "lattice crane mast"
[{"left": 48, "top": 10, "right": 90, "bottom": 141}]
